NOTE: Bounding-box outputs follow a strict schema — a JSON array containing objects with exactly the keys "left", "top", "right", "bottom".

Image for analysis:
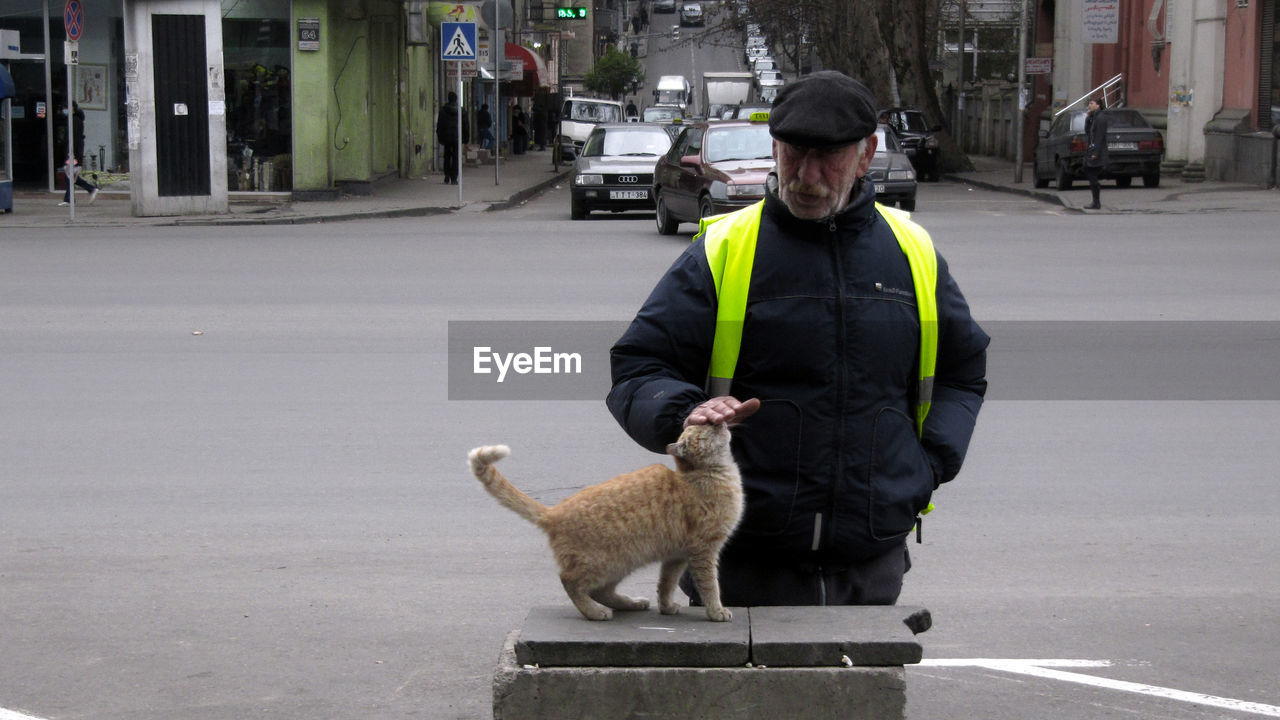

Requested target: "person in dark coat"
[
  {"left": 477, "top": 103, "right": 495, "bottom": 151},
  {"left": 1084, "top": 98, "right": 1108, "bottom": 209},
  {"left": 54, "top": 102, "right": 99, "bottom": 206},
  {"left": 436, "top": 91, "right": 462, "bottom": 184},
  {"left": 510, "top": 105, "right": 529, "bottom": 155},
  {"left": 607, "top": 71, "right": 989, "bottom": 608}
]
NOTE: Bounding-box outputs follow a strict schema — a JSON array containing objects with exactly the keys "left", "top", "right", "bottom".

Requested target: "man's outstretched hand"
[{"left": 684, "top": 396, "right": 761, "bottom": 427}]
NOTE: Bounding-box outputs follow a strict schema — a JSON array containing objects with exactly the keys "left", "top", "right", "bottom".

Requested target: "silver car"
[{"left": 570, "top": 124, "right": 675, "bottom": 220}]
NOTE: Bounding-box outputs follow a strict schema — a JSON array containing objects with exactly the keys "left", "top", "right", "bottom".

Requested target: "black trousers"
[
  {"left": 681, "top": 540, "right": 910, "bottom": 607},
  {"left": 441, "top": 141, "right": 459, "bottom": 182},
  {"left": 1086, "top": 165, "right": 1102, "bottom": 204}
]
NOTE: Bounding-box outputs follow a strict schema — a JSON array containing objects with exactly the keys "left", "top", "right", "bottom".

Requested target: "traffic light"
[{"left": 556, "top": 7, "right": 588, "bottom": 18}]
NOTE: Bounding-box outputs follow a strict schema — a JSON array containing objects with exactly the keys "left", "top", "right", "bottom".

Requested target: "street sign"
[
  {"left": 64, "top": 0, "right": 83, "bottom": 41},
  {"left": 441, "top": 22, "right": 477, "bottom": 61}
]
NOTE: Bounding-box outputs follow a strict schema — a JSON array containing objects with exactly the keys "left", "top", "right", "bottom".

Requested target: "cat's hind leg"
[
  {"left": 561, "top": 575, "right": 613, "bottom": 621},
  {"left": 657, "top": 558, "right": 688, "bottom": 615},
  {"left": 590, "top": 583, "right": 650, "bottom": 612}
]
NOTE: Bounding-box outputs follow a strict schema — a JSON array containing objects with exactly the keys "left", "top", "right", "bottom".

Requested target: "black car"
[
  {"left": 570, "top": 123, "right": 674, "bottom": 220},
  {"left": 867, "top": 125, "right": 918, "bottom": 211},
  {"left": 880, "top": 107, "right": 941, "bottom": 181},
  {"left": 1033, "top": 108, "right": 1164, "bottom": 189}
]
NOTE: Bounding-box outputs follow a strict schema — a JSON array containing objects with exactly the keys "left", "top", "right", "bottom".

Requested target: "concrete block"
[
  {"left": 514, "top": 606, "right": 750, "bottom": 667},
  {"left": 749, "top": 606, "right": 926, "bottom": 667},
  {"left": 494, "top": 631, "right": 908, "bottom": 720}
]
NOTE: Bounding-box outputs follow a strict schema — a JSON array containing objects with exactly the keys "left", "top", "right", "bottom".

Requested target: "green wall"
[{"left": 291, "top": 0, "right": 331, "bottom": 189}]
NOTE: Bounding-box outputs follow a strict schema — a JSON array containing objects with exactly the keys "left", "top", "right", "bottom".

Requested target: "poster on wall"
[
  {"left": 1082, "top": 2, "right": 1119, "bottom": 44},
  {"left": 76, "top": 63, "right": 107, "bottom": 109}
]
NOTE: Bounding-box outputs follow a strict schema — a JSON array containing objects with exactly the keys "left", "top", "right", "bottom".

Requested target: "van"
[
  {"left": 653, "top": 75, "right": 693, "bottom": 113},
  {"left": 554, "top": 97, "right": 625, "bottom": 166}
]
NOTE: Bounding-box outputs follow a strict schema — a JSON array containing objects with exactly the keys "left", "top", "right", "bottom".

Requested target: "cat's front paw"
[
  {"left": 705, "top": 606, "right": 732, "bottom": 622},
  {"left": 582, "top": 606, "right": 613, "bottom": 621},
  {"left": 660, "top": 602, "right": 681, "bottom": 616}
]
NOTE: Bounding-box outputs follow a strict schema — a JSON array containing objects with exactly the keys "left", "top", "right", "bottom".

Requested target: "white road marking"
[
  {"left": 918, "top": 658, "right": 1280, "bottom": 717},
  {"left": 0, "top": 708, "right": 49, "bottom": 720}
]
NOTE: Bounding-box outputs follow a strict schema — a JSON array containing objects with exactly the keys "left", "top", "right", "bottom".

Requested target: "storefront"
[{"left": 221, "top": 0, "right": 292, "bottom": 191}]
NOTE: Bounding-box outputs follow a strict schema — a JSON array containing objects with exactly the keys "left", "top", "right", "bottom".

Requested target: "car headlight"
[
  {"left": 888, "top": 170, "right": 915, "bottom": 181},
  {"left": 727, "top": 183, "right": 765, "bottom": 197},
  {"left": 575, "top": 174, "right": 604, "bottom": 186}
]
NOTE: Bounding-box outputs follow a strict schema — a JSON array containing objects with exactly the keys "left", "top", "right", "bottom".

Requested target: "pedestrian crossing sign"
[{"left": 441, "top": 22, "right": 477, "bottom": 61}]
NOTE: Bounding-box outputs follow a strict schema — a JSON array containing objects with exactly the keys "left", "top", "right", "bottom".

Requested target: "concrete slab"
[
  {"left": 495, "top": 631, "right": 908, "bottom": 720},
  {"left": 514, "top": 605, "right": 751, "bottom": 667},
  {"left": 748, "top": 606, "right": 927, "bottom": 667}
]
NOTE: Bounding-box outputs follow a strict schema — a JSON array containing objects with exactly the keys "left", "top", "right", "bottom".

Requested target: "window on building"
[{"left": 222, "top": 5, "right": 291, "bottom": 191}]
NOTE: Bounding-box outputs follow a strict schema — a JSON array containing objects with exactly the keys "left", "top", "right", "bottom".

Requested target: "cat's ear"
[{"left": 666, "top": 439, "right": 686, "bottom": 459}]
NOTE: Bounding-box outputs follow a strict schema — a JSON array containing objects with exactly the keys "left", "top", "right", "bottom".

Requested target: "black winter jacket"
[{"left": 608, "top": 177, "right": 989, "bottom": 565}]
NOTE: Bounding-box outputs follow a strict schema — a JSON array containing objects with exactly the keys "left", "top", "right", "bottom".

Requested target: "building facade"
[{"left": 1, "top": 0, "right": 569, "bottom": 216}]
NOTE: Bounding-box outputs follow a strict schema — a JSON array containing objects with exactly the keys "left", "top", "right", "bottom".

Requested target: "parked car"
[
  {"left": 570, "top": 123, "right": 675, "bottom": 220},
  {"left": 1033, "top": 107, "right": 1165, "bottom": 189},
  {"left": 652, "top": 0, "right": 677, "bottom": 12},
  {"left": 867, "top": 125, "right": 918, "bottom": 211},
  {"left": 680, "top": 2, "right": 704, "bottom": 26},
  {"left": 879, "top": 107, "right": 941, "bottom": 181},
  {"left": 643, "top": 104, "right": 686, "bottom": 124},
  {"left": 651, "top": 119, "right": 775, "bottom": 234},
  {"left": 750, "top": 57, "right": 776, "bottom": 73}
]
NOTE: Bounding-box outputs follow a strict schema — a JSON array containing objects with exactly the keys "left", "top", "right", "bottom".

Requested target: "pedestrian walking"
[
  {"left": 1084, "top": 97, "right": 1108, "bottom": 210},
  {"left": 608, "top": 71, "right": 989, "bottom": 608},
  {"left": 55, "top": 102, "right": 99, "bottom": 206},
  {"left": 477, "top": 103, "right": 495, "bottom": 151},
  {"left": 437, "top": 91, "right": 462, "bottom": 184}
]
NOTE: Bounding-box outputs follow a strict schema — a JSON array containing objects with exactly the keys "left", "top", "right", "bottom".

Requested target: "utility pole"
[
  {"left": 956, "top": 0, "right": 966, "bottom": 152},
  {"left": 1014, "top": 0, "right": 1028, "bottom": 183}
]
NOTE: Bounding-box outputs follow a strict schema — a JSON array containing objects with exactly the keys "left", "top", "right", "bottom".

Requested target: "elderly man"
[{"left": 607, "top": 71, "right": 989, "bottom": 606}]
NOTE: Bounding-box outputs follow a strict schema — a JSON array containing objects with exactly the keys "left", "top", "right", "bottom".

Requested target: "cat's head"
[{"left": 666, "top": 422, "right": 732, "bottom": 466}]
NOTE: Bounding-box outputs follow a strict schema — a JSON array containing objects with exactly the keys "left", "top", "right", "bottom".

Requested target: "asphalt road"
[{"left": 2, "top": 181, "right": 1279, "bottom": 720}]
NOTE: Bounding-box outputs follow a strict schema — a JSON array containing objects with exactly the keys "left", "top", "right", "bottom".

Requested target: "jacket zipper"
[{"left": 824, "top": 216, "right": 844, "bottom": 556}]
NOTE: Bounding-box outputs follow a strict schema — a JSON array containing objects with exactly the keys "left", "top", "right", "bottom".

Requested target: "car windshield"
[
  {"left": 643, "top": 106, "right": 683, "bottom": 122},
  {"left": 583, "top": 127, "right": 674, "bottom": 157},
  {"left": 897, "top": 111, "right": 930, "bottom": 132},
  {"left": 567, "top": 101, "right": 622, "bottom": 122},
  {"left": 704, "top": 125, "right": 774, "bottom": 163},
  {"left": 874, "top": 126, "right": 901, "bottom": 153}
]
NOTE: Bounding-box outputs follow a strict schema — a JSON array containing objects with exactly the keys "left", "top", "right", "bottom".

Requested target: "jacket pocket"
[
  {"left": 731, "top": 399, "right": 802, "bottom": 537},
  {"left": 868, "top": 407, "right": 934, "bottom": 541}
]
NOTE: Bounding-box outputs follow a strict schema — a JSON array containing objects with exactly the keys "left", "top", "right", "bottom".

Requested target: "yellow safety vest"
[{"left": 697, "top": 199, "right": 939, "bottom": 438}]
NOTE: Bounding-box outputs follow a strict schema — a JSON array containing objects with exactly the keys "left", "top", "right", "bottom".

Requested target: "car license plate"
[
  {"left": 610, "top": 190, "right": 648, "bottom": 200},
  {"left": 1109, "top": 142, "right": 1137, "bottom": 151},
  {"left": 874, "top": 184, "right": 886, "bottom": 193}
]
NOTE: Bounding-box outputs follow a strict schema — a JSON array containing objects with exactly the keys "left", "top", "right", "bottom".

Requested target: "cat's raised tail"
[{"left": 468, "top": 445, "right": 548, "bottom": 524}]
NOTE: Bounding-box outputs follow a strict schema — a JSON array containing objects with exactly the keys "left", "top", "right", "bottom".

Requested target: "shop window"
[{"left": 223, "top": 17, "right": 291, "bottom": 191}]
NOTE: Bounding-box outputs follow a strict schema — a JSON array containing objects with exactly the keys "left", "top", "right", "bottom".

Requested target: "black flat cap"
[{"left": 768, "top": 71, "right": 879, "bottom": 149}]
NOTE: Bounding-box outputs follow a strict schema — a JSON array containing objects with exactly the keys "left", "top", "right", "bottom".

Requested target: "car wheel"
[
  {"left": 899, "top": 198, "right": 916, "bottom": 212},
  {"left": 1056, "top": 160, "right": 1073, "bottom": 191},
  {"left": 570, "top": 195, "right": 587, "bottom": 220},
  {"left": 1143, "top": 173, "right": 1161, "bottom": 188},
  {"left": 698, "top": 195, "right": 716, "bottom": 222},
  {"left": 655, "top": 191, "right": 679, "bottom": 235},
  {"left": 1115, "top": 175, "right": 1133, "bottom": 188},
  {"left": 1033, "top": 166, "right": 1050, "bottom": 189}
]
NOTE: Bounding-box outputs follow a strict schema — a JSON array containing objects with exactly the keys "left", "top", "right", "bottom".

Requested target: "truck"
[
  {"left": 701, "top": 71, "right": 755, "bottom": 120},
  {"left": 553, "top": 95, "right": 625, "bottom": 169},
  {"left": 653, "top": 75, "right": 693, "bottom": 113}
]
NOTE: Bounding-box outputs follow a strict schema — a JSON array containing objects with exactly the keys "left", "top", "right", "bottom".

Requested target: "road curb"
[{"left": 943, "top": 172, "right": 1072, "bottom": 209}]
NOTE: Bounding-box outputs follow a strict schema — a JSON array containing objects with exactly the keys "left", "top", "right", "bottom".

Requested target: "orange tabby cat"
[{"left": 468, "top": 423, "right": 743, "bottom": 621}]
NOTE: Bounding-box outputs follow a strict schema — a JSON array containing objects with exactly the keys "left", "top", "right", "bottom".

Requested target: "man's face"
[
  {"left": 773, "top": 134, "right": 877, "bottom": 220},
  {"left": 1088, "top": 100, "right": 1101, "bottom": 112}
]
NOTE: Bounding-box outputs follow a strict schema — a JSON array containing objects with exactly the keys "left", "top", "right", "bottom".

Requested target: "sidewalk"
[
  {"left": 947, "top": 154, "right": 1278, "bottom": 214},
  {"left": 1, "top": 146, "right": 569, "bottom": 229},
  {"left": 4, "top": 150, "right": 1275, "bottom": 230}
]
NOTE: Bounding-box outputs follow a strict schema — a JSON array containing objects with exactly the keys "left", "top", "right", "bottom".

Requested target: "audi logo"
[{"left": 617, "top": 175, "right": 640, "bottom": 184}]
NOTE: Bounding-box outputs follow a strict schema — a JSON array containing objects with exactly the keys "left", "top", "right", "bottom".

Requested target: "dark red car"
[{"left": 651, "top": 118, "right": 774, "bottom": 235}]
